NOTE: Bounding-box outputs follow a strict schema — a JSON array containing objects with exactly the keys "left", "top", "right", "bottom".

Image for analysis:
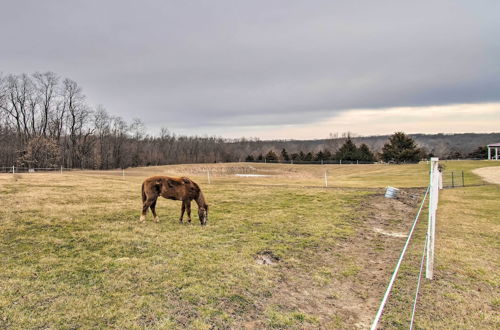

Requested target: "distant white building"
[{"left": 487, "top": 143, "right": 500, "bottom": 160}]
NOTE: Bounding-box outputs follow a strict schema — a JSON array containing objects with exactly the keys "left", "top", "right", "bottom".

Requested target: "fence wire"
[{"left": 370, "top": 186, "right": 430, "bottom": 330}]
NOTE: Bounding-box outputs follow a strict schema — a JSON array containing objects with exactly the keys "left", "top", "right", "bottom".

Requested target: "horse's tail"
[{"left": 141, "top": 182, "right": 147, "bottom": 203}]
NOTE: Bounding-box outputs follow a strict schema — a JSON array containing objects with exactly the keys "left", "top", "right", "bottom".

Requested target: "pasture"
[{"left": 0, "top": 161, "right": 499, "bottom": 329}]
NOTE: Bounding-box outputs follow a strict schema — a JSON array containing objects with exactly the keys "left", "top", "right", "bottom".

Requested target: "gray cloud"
[{"left": 1, "top": 0, "right": 499, "bottom": 134}]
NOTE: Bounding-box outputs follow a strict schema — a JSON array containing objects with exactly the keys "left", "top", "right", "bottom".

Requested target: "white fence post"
[
  {"left": 426, "top": 157, "right": 439, "bottom": 279},
  {"left": 207, "top": 169, "right": 211, "bottom": 184},
  {"left": 324, "top": 171, "right": 328, "bottom": 187},
  {"left": 122, "top": 168, "right": 125, "bottom": 177},
  {"left": 12, "top": 165, "right": 15, "bottom": 174}
]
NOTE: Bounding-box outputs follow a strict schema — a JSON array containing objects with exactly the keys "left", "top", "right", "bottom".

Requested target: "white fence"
[
  {"left": 371, "top": 157, "right": 442, "bottom": 329},
  {"left": 0, "top": 166, "right": 72, "bottom": 174}
]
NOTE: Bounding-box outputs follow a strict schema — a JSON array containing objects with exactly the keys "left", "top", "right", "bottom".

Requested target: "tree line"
[
  {"left": 0, "top": 72, "right": 493, "bottom": 169},
  {"left": 245, "top": 137, "right": 376, "bottom": 163},
  {"left": 0, "top": 72, "right": 241, "bottom": 169},
  {"left": 245, "top": 132, "right": 430, "bottom": 163}
]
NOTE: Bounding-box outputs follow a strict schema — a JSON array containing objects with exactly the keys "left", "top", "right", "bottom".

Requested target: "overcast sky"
[{"left": 1, "top": 0, "right": 499, "bottom": 138}]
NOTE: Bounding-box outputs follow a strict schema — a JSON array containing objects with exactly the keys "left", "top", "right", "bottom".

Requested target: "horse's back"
[{"left": 143, "top": 175, "right": 200, "bottom": 201}]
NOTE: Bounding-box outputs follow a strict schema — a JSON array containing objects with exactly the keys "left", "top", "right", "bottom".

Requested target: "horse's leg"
[
  {"left": 179, "top": 201, "right": 186, "bottom": 223},
  {"left": 140, "top": 197, "right": 156, "bottom": 222},
  {"left": 186, "top": 200, "right": 192, "bottom": 223},
  {"left": 150, "top": 198, "right": 159, "bottom": 222}
]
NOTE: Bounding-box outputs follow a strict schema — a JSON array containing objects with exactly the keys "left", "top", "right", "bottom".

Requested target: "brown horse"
[{"left": 140, "top": 176, "right": 208, "bottom": 225}]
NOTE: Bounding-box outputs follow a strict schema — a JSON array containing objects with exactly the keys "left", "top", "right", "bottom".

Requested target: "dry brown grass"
[{"left": 0, "top": 161, "right": 498, "bottom": 329}]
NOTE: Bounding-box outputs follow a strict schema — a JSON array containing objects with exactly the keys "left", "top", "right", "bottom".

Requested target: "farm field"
[{"left": 0, "top": 161, "right": 499, "bottom": 329}]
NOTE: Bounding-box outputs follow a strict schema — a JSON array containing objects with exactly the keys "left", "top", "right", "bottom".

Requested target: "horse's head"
[{"left": 198, "top": 204, "right": 208, "bottom": 225}]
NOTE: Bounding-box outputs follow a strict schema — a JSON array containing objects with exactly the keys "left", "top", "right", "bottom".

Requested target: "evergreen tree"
[
  {"left": 357, "top": 143, "right": 375, "bottom": 162},
  {"left": 280, "top": 148, "right": 290, "bottom": 161},
  {"left": 335, "top": 137, "right": 358, "bottom": 161},
  {"left": 257, "top": 153, "right": 264, "bottom": 161},
  {"left": 298, "top": 151, "right": 306, "bottom": 160},
  {"left": 381, "top": 132, "right": 421, "bottom": 163},
  {"left": 291, "top": 153, "right": 300, "bottom": 161},
  {"left": 245, "top": 154, "right": 255, "bottom": 162},
  {"left": 467, "top": 146, "right": 488, "bottom": 159},
  {"left": 314, "top": 150, "right": 325, "bottom": 161},
  {"left": 265, "top": 150, "right": 278, "bottom": 161},
  {"left": 304, "top": 152, "right": 313, "bottom": 161}
]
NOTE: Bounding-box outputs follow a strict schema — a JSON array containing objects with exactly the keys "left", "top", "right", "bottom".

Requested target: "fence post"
[
  {"left": 426, "top": 157, "right": 439, "bottom": 279},
  {"left": 207, "top": 169, "right": 211, "bottom": 184},
  {"left": 462, "top": 170, "right": 464, "bottom": 187},
  {"left": 12, "top": 165, "right": 15, "bottom": 174},
  {"left": 324, "top": 171, "right": 328, "bottom": 187},
  {"left": 61, "top": 165, "right": 63, "bottom": 174},
  {"left": 451, "top": 172, "right": 454, "bottom": 188},
  {"left": 122, "top": 169, "right": 125, "bottom": 177}
]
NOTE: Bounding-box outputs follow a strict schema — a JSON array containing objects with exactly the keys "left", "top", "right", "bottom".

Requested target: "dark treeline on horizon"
[{"left": 0, "top": 72, "right": 497, "bottom": 169}]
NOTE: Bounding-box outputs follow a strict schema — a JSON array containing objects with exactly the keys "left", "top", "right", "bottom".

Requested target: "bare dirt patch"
[
  {"left": 255, "top": 250, "right": 281, "bottom": 265},
  {"left": 472, "top": 166, "right": 500, "bottom": 185}
]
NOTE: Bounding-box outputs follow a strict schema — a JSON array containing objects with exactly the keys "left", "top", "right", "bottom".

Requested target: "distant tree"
[
  {"left": 381, "top": 132, "right": 421, "bottom": 163},
  {"left": 257, "top": 153, "right": 263, "bottom": 161},
  {"left": 418, "top": 148, "right": 429, "bottom": 160},
  {"left": 18, "top": 136, "right": 61, "bottom": 168},
  {"left": 304, "top": 152, "right": 313, "bottom": 161},
  {"left": 314, "top": 150, "right": 324, "bottom": 161},
  {"left": 467, "top": 146, "right": 488, "bottom": 159},
  {"left": 314, "top": 150, "right": 332, "bottom": 161},
  {"left": 357, "top": 143, "right": 375, "bottom": 162},
  {"left": 335, "top": 137, "right": 358, "bottom": 161},
  {"left": 298, "top": 151, "right": 306, "bottom": 160},
  {"left": 446, "top": 150, "right": 464, "bottom": 160},
  {"left": 265, "top": 150, "right": 278, "bottom": 161},
  {"left": 280, "top": 148, "right": 290, "bottom": 161},
  {"left": 245, "top": 154, "right": 254, "bottom": 162},
  {"left": 291, "top": 152, "right": 300, "bottom": 161}
]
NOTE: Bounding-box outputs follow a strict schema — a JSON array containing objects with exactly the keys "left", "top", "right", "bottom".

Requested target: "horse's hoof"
[
  {"left": 154, "top": 217, "right": 160, "bottom": 223},
  {"left": 139, "top": 215, "right": 146, "bottom": 222}
]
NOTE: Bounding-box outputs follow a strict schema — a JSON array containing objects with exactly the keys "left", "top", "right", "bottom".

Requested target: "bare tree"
[{"left": 33, "top": 72, "right": 59, "bottom": 137}]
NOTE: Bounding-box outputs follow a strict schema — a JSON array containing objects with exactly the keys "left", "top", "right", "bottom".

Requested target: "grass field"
[{"left": 0, "top": 161, "right": 499, "bottom": 329}]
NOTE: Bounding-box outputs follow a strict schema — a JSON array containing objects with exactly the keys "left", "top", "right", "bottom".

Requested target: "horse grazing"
[{"left": 140, "top": 176, "right": 208, "bottom": 225}]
